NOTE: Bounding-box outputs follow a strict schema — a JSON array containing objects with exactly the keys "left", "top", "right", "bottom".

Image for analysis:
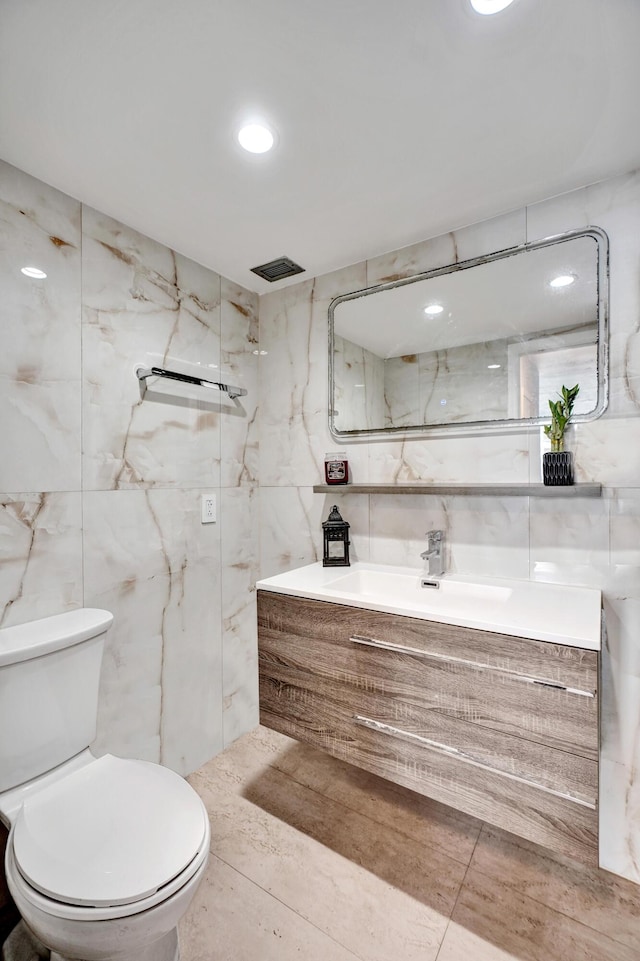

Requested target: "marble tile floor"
[{"left": 180, "top": 725, "right": 640, "bottom": 961}]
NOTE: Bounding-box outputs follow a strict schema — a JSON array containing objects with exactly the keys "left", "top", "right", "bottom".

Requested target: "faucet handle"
[{"left": 422, "top": 530, "right": 445, "bottom": 576}]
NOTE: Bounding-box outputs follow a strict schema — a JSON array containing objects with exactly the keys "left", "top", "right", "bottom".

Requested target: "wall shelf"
[{"left": 313, "top": 483, "right": 602, "bottom": 497}]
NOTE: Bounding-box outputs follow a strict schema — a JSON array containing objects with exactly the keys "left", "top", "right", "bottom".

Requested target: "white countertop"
[{"left": 257, "top": 562, "right": 602, "bottom": 650}]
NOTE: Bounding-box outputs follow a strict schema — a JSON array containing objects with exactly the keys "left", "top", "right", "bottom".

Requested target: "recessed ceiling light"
[
  {"left": 549, "top": 274, "right": 576, "bottom": 288},
  {"left": 21, "top": 266, "right": 47, "bottom": 279},
  {"left": 470, "top": 0, "right": 517, "bottom": 13},
  {"left": 424, "top": 304, "right": 444, "bottom": 316},
  {"left": 238, "top": 123, "right": 274, "bottom": 154},
  {"left": 487, "top": 364, "right": 501, "bottom": 369}
]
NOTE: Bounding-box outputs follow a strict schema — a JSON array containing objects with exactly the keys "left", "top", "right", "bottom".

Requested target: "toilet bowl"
[{"left": 0, "top": 609, "right": 211, "bottom": 961}]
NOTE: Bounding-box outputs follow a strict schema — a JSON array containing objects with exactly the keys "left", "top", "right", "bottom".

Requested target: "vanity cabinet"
[{"left": 258, "top": 590, "right": 599, "bottom": 865}]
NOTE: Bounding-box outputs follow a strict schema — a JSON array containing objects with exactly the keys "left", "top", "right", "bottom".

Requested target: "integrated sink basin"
[
  {"left": 256, "top": 561, "right": 601, "bottom": 650},
  {"left": 324, "top": 568, "right": 513, "bottom": 602}
]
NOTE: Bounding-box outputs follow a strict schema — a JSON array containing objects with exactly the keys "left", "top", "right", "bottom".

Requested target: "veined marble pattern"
[
  {"left": 369, "top": 493, "right": 530, "bottom": 578},
  {"left": 383, "top": 339, "right": 508, "bottom": 429},
  {"left": 260, "top": 263, "right": 370, "bottom": 488},
  {"left": 1, "top": 162, "right": 260, "bottom": 795},
  {"left": 83, "top": 488, "right": 223, "bottom": 775},
  {"left": 82, "top": 206, "right": 223, "bottom": 490},
  {"left": 366, "top": 207, "right": 525, "bottom": 286},
  {"left": 529, "top": 494, "right": 610, "bottom": 587},
  {"left": 3, "top": 155, "right": 640, "bottom": 889},
  {"left": 599, "top": 490, "right": 640, "bottom": 877},
  {"left": 258, "top": 486, "right": 322, "bottom": 579},
  {"left": 0, "top": 159, "right": 82, "bottom": 493},
  {"left": 258, "top": 169, "right": 640, "bottom": 883},
  {"left": 259, "top": 237, "right": 532, "bottom": 487},
  {"left": 561, "top": 417, "right": 640, "bottom": 487},
  {"left": 259, "top": 279, "right": 323, "bottom": 487},
  {"left": 367, "top": 429, "right": 531, "bottom": 485},
  {"left": 383, "top": 352, "right": 421, "bottom": 429},
  {"left": 600, "top": 591, "right": 640, "bottom": 765},
  {"left": 0, "top": 492, "right": 83, "bottom": 628},
  {"left": 221, "top": 487, "right": 259, "bottom": 746},
  {"left": 333, "top": 335, "right": 385, "bottom": 432},
  {"left": 599, "top": 756, "right": 640, "bottom": 880},
  {"left": 259, "top": 486, "right": 370, "bottom": 580},
  {"left": 220, "top": 279, "right": 259, "bottom": 487}
]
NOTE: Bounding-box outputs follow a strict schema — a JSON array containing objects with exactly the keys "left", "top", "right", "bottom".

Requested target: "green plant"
[{"left": 543, "top": 384, "right": 580, "bottom": 452}]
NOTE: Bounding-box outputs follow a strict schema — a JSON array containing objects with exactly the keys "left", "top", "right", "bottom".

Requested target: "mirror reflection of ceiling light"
[
  {"left": 21, "top": 266, "right": 47, "bottom": 278},
  {"left": 238, "top": 124, "right": 275, "bottom": 154},
  {"left": 549, "top": 274, "right": 576, "bottom": 288},
  {"left": 424, "top": 304, "right": 444, "bottom": 316},
  {"left": 470, "top": 0, "right": 517, "bottom": 13},
  {"left": 487, "top": 364, "right": 501, "bottom": 369}
]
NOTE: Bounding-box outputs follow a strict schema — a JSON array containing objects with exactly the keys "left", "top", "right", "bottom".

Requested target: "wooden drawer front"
[
  {"left": 347, "top": 634, "right": 596, "bottom": 760},
  {"left": 259, "top": 663, "right": 597, "bottom": 806},
  {"left": 258, "top": 592, "right": 598, "bottom": 760},
  {"left": 259, "top": 675, "right": 598, "bottom": 865},
  {"left": 258, "top": 590, "right": 600, "bottom": 863},
  {"left": 259, "top": 591, "right": 598, "bottom": 692}
]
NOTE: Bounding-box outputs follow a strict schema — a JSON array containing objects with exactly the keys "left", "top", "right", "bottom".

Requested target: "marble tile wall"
[
  {"left": 0, "top": 159, "right": 259, "bottom": 775},
  {"left": 258, "top": 168, "right": 640, "bottom": 883},
  {"left": 335, "top": 334, "right": 510, "bottom": 432},
  {"left": 383, "top": 338, "right": 509, "bottom": 428},
  {"left": 333, "top": 335, "right": 385, "bottom": 432},
  {"left": 3, "top": 152, "right": 640, "bottom": 885}
]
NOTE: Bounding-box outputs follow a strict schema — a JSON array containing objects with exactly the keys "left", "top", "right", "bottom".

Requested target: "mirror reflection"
[{"left": 329, "top": 229, "right": 608, "bottom": 437}]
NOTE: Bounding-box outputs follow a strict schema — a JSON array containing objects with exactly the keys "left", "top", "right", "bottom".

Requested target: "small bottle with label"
[{"left": 324, "top": 451, "right": 349, "bottom": 485}]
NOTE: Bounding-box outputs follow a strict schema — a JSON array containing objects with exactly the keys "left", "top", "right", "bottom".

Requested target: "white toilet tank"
[{"left": 0, "top": 609, "right": 113, "bottom": 793}]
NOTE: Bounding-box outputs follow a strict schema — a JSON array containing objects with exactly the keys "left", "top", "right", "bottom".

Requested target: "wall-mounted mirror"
[{"left": 329, "top": 227, "right": 608, "bottom": 438}]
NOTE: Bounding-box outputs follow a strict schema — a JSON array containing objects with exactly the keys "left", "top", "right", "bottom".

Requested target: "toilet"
[{"left": 0, "top": 608, "right": 210, "bottom": 961}]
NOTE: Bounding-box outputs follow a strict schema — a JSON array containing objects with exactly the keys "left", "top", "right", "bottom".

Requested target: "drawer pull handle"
[
  {"left": 349, "top": 635, "right": 594, "bottom": 698},
  {"left": 353, "top": 714, "right": 596, "bottom": 809}
]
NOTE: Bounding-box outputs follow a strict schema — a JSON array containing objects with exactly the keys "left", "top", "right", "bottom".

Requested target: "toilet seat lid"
[{"left": 12, "top": 754, "right": 209, "bottom": 908}]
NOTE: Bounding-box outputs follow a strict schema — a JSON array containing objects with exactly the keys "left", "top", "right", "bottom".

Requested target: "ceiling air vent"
[{"left": 250, "top": 257, "right": 305, "bottom": 283}]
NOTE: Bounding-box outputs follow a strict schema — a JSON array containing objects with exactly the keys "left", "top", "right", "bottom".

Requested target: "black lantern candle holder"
[{"left": 322, "top": 505, "right": 350, "bottom": 567}]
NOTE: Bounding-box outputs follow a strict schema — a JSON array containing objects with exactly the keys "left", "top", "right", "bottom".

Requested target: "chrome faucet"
[{"left": 420, "top": 530, "right": 445, "bottom": 577}]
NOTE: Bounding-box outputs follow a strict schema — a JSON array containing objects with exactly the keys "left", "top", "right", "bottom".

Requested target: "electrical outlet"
[{"left": 201, "top": 494, "right": 216, "bottom": 524}]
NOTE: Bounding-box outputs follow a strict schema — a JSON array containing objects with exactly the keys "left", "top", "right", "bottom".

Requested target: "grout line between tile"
[
  {"left": 201, "top": 734, "right": 640, "bottom": 959},
  {"left": 208, "top": 851, "right": 365, "bottom": 961},
  {"left": 464, "top": 840, "right": 640, "bottom": 954},
  {"left": 433, "top": 824, "right": 484, "bottom": 960}
]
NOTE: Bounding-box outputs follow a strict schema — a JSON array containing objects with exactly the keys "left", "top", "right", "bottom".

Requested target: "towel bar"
[{"left": 136, "top": 365, "right": 247, "bottom": 400}]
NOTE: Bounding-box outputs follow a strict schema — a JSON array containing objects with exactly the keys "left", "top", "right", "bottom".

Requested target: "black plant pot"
[{"left": 542, "top": 451, "right": 574, "bottom": 486}]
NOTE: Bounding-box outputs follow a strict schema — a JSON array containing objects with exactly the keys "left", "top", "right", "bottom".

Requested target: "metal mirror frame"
[{"left": 328, "top": 226, "right": 609, "bottom": 439}]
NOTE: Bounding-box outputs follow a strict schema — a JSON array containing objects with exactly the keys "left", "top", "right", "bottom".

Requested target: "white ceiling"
[{"left": 1, "top": 0, "right": 639, "bottom": 295}]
